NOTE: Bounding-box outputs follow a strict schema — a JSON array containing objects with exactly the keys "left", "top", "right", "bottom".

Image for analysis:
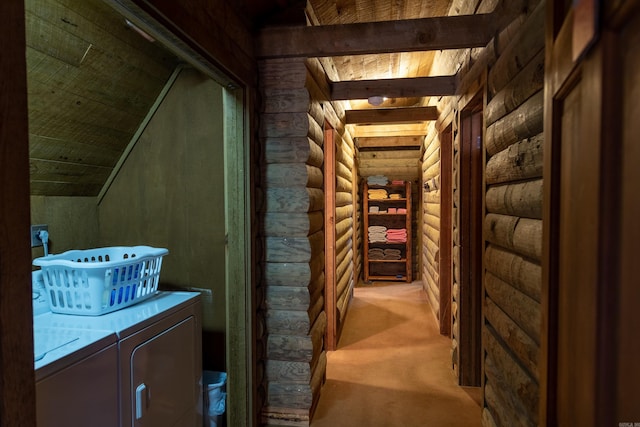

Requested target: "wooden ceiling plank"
[
  {"left": 29, "top": 158, "right": 112, "bottom": 184},
  {"left": 29, "top": 180, "right": 104, "bottom": 197},
  {"left": 346, "top": 106, "right": 438, "bottom": 124},
  {"left": 331, "top": 75, "right": 457, "bottom": 100},
  {"left": 26, "top": 47, "right": 165, "bottom": 113},
  {"left": 29, "top": 134, "right": 121, "bottom": 168},
  {"left": 257, "top": 12, "right": 500, "bottom": 58},
  {"left": 27, "top": 79, "right": 143, "bottom": 133},
  {"left": 25, "top": 10, "right": 90, "bottom": 67},
  {"left": 26, "top": 0, "right": 179, "bottom": 80}
]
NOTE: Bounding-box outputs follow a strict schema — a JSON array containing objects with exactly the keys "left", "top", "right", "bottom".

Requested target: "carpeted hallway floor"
[{"left": 311, "top": 281, "right": 482, "bottom": 427}]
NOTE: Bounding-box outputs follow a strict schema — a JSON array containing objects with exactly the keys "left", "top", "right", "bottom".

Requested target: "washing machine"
[{"left": 33, "top": 271, "right": 203, "bottom": 427}]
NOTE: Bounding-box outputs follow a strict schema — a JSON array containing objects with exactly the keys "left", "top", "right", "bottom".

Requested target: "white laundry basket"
[
  {"left": 33, "top": 246, "right": 168, "bottom": 316},
  {"left": 203, "top": 371, "right": 227, "bottom": 427}
]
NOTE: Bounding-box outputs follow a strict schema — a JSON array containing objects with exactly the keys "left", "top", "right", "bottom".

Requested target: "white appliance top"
[
  {"left": 33, "top": 287, "right": 200, "bottom": 380},
  {"left": 33, "top": 327, "right": 116, "bottom": 379},
  {"left": 36, "top": 291, "right": 200, "bottom": 337}
]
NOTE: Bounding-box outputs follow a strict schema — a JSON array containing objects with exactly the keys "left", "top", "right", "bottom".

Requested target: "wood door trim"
[
  {"left": 1, "top": 1, "right": 36, "bottom": 424},
  {"left": 324, "top": 122, "right": 337, "bottom": 351},
  {"left": 458, "top": 106, "right": 483, "bottom": 386},
  {"left": 439, "top": 127, "right": 453, "bottom": 336}
]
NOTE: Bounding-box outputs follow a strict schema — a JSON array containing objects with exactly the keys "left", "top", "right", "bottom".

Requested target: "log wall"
[
  {"left": 258, "top": 56, "right": 357, "bottom": 427},
  {"left": 481, "top": 2, "right": 543, "bottom": 425},
  {"left": 259, "top": 57, "right": 326, "bottom": 426},
  {"left": 423, "top": 0, "right": 544, "bottom": 425}
]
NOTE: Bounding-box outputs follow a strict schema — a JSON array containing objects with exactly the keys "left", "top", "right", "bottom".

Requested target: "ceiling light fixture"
[
  {"left": 125, "top": 19, "right": 156, "bottom": 42},
  {"left": 367, "top": 96, "right": 386, "bottom": 106}
]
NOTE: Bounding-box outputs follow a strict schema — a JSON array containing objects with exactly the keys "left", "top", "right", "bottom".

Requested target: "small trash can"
[{"left": 203, "top": 371, "right": 227, "bottom": 427}]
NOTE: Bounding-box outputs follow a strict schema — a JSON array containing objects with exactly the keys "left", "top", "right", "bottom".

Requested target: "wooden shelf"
[{"left": 363, "top": 181, "right": 412, "bottom": 283}]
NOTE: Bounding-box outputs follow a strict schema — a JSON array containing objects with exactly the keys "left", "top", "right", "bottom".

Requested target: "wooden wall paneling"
[
  {"left": 264, "top": 137, "right": 324, "bottom": 167},
  {"left": 484, "top": 328, "right": 539, "bottom": 426},
  {"left": 485, "top": 49, "right": 545, "bottom": 127},
  {"left": 485, "top": 179, "right": 543, "bottom": 219},
  {"left": 485, "top": 271, "right": 541, "bottom": 344},
  {"left": 485, "top": 133, "right": 544, "bottom": 184},
  {"left": 262, "top": 88, "right": 310, "bottom": 114},
  {"left": 484, "top": 298, "right": 539, "bottom": 378},
  {"left": 485, "top": 244, "right": 541, "bottom": 302},
  {"left": 484, "top": 356, "right": 537, "bottom": 427},
  {"left": 263, "top": 212, "right": 324, "bottom": 237},
  {"left": 487, "top": 0, "right": 545, "bottom": 98},
  {"left": 483, "top": 214, "right": 542, "bottom": 261},
  {"left": 264, "top": 164, "right": 323, "bottom": 189},
  {"left": 264, "top": 187, "right": 324, "bottom": 213},
  {"left": 485, "top": 90, "right": 544, "bottom": 157},
  {"left": 259, "top": 58, "right": 308, "bottom": 87}
]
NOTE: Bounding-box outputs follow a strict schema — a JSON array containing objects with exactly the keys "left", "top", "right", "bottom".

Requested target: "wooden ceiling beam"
[
  {"left": 346, "top": 106, "right": 438, "bottom": 124},
  {"left": 257, "top": 13, "right": 497, "bottom": 58},
  {"left": 332, "top": 75, "right": 457, "bottom": 100},
  {"left": 356, "top": 136, "right": 423, "bottom": 149}
]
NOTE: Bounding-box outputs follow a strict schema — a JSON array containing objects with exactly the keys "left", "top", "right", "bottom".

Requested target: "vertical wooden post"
[
  {"left": 324, "top": 122, "right": 337, "bottom": 351},
  {"left": 224, "top": 87, "right": 254, "bottom": 427},
  {"left": 0, "top": 1, "right": 36, "bottom": 424}
]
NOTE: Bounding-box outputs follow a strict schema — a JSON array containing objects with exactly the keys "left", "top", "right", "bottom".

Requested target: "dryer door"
[{"left": 130, "top": 316, "right": 198, "bottom": 427}]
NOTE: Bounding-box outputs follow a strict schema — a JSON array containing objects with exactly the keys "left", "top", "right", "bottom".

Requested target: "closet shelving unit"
[{"left": 363, "top": 181, "right": 412, "bottom": 282}]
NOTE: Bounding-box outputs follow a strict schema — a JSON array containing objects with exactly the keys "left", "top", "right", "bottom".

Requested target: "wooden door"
[{"left": 542, "top": 1, "right": 640, "bottom": 425}]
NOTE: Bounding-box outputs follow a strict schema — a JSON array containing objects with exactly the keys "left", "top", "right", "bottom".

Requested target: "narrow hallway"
[{"left": 311, "top": 282, "right": 482, "bottom": 427}]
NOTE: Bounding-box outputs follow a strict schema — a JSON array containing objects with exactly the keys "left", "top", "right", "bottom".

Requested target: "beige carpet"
[{"left": 311, "top": 282, "right": 482, "bottom": 427}]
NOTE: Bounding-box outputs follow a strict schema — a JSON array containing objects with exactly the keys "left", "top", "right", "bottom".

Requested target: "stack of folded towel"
[
  {"left": 391, "top": 180, "right": 405, "bottom": 185},
  {"left": 389, "top": 193, "right": 402, "bottom": 200},
  {"left": 369, "top": 206, "right": 380, "bottom": 213},
  {"left": 367, "top": 175, "right": 388, "bottom": 186},
  {"left": 386, "top": 228, "right": 407, "bottom": 243},
  {"left": 368, "top": 188, "right": 388, "bottom": 199},
  {"left": 397, "top": 208, "right": 407, "bottom": 214},
  {"left": 368, "top": 225, "right": 387, "bottom": 243},
  {"left": 368, "top": 247, "right": 385, "bottom": 260},
  {"left": 383, "top": 248, "right": 402, "bottom": 260}
]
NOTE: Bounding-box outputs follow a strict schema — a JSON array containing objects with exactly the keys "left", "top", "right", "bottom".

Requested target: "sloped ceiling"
[{"left": 26, "top": 0, "right": 182, "bottom": 197}]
